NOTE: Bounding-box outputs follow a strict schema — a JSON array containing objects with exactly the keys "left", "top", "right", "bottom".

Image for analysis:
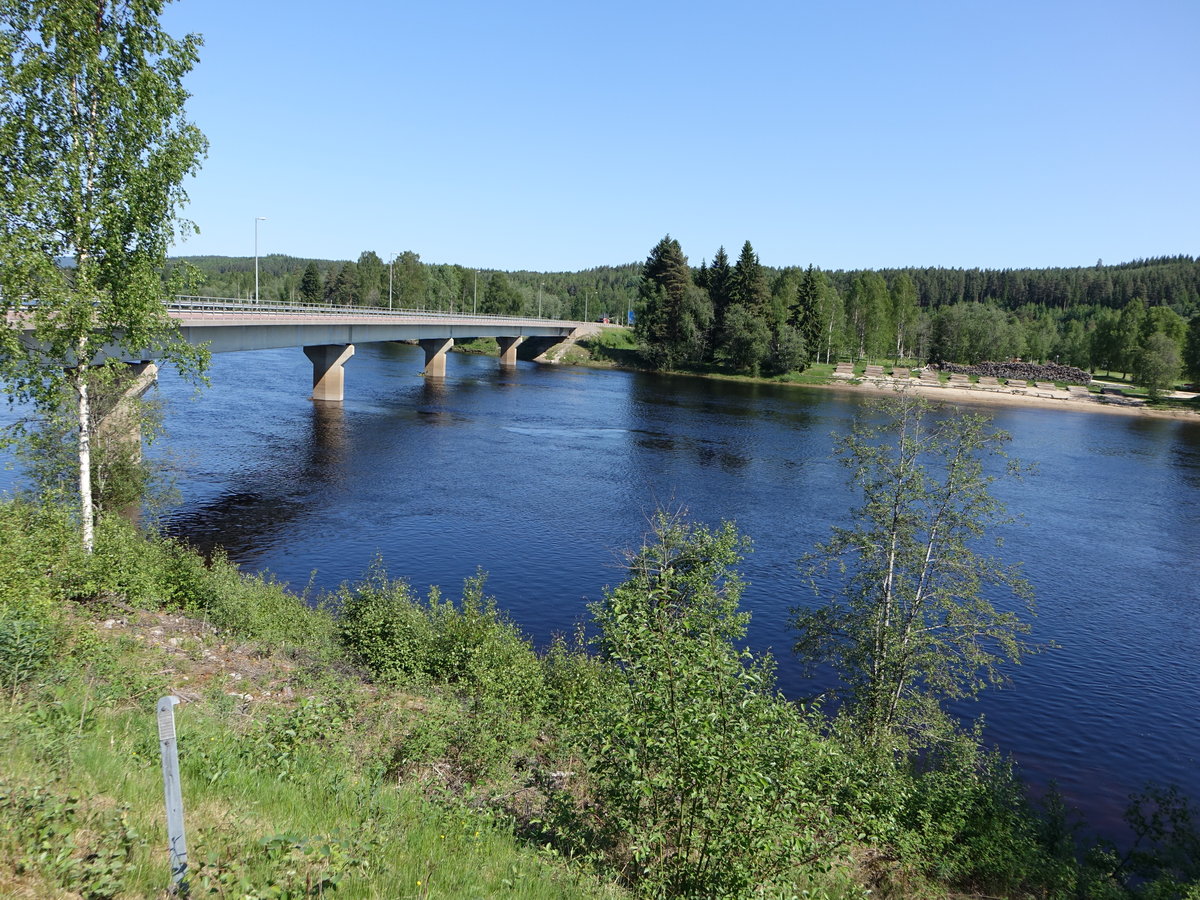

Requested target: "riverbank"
[
  {"left": 563, "top": 330, "right": 1200, "bottom": 421},
  {"left": 822, "top": 374, "right": 1200, "bottom": 420}
]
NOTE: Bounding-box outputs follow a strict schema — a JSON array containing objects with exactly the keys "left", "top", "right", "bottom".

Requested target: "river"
[{"left": 16, "top": 341, "right": 1200, "bottom": 836}]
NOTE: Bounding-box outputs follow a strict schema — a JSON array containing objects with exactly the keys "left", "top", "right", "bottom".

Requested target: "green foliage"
[
  {"left": 299, "top": 261, "right": 323, "bottom": 303},
  {"left": 1135, "top": 332, "right": 1183, "bottom": 399},
  {"left": 0, "top": 782, "right": 142, "bottom": 899},
  {"left": 567, "top": 511, "right": 841, "bottom": 897},
  {"left": 889, "top": 273, "right": 921, "bottom": 362},
  {"left": 336, "top": 565, "right": 547, "bottom": 776},
  {"left": 635, "top": 235, "right": 712, "bottom": 370},
  {"left": 481, "top": 270, "right": 525, "bottom": 315},
  {"left": 242, "top": 697, "right": 348, "bottom": 782},
  {"left": 190, "top": 832, "right": 369, "bottom": 899},
  {"left": 931, "top": 301, "right": 1024, "bottom": 364},
  {"left": 0, "top": 0, "right": 209, "bottom": 549},
  {"left": 334, "top": 567, "right": 433, "bottom": 684},
  {"left": 845, "top": 272, "right": 891, "bottom": 360},
  {"left": 793, "top": 393, "right": 1036, "bottom": 742},
  {"left": 0, "top": 608, "right": 60, "bottom": 698},
  {"left": 1185, "top": 315, "right": 1200, "bottom": 383},
  {"left": 718, "top": 302, "right": 771, "bottom": 374}
]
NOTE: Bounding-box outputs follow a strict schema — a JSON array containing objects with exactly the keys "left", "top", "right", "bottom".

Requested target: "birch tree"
[
  {"left": 0, "top": 0, "right": 207, "bottom": 550},
  {"left": 792, "top": 393, "right": 1036, "bottom": 742}
]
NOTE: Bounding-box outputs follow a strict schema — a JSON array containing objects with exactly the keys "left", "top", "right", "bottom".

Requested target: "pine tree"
[{"left": 330, "top": 261, "right": 358, "bottom": 305}]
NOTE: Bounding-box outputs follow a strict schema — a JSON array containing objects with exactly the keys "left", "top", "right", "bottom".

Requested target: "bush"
[
  {"left": 336, "top": 565, "right": 435, "bottom": 684},
  {"left": 564, "top": 511, "right": 844, "bottom": 897}
]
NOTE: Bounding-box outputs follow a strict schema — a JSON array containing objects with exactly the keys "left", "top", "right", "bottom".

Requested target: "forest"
[{"left": 167, "top": 247, "right": 1200, "bottom": 390}]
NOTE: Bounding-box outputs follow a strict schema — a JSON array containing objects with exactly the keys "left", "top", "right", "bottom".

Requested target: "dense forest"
[{"left": 166, "top": 248, "right": 1200, "bottom": 387}]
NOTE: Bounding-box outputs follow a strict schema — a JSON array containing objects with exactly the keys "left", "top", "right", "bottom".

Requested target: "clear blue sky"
[{"left": 162, "top": 0, "right": 1198, "bottom": 273}]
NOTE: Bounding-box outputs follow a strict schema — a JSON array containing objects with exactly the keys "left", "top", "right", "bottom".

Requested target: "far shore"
[
  {"left": 556, "top": 329, "right": 1199, "bottom": 422},
  {"left": 814, "top": 375, "right": 1200, "bottom": 421}
]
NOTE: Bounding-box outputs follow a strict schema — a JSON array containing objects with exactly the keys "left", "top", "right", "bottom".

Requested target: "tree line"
[
  {"left": 168, "top": 243, "right": 1200, "bottom": 390},
  {"left": 169, "top": 253, "right": 641, "bottom": 322}
]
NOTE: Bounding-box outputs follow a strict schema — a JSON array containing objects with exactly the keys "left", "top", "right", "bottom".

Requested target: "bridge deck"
[{"left": 167, "top": 299, "right": 581, "bottom": 354}]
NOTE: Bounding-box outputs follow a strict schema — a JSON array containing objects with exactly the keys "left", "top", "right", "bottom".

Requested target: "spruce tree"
[
  {"left": 635, "top": 235, "right": 710, "bottom": 370},
  {"left": 705, "top": 246, "right": 734, "bottom": 357},
  {"left": 299, "top": 262, "right": 323, "bottom": 303},
  {"left": 791, "top": 265, "right": 824, "bottom": 367},
  {"left": 730, "top": 241, "right": 770, "bottom": 317}
]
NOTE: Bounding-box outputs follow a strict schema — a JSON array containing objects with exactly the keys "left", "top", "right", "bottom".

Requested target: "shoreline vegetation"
[
  {"left": 455, "top": 330, "right": 1200, "bottom": 422},
  {"left": 4, "top": 495, "right": 1199, "bottom": 898}
]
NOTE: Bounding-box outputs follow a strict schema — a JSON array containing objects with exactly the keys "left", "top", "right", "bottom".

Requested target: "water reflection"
[
  {"left": 164, "top": 399, "right": 348, "bottom": 557},
  {"left": 145, "top": 344, "right": 1200, "bottom": 841}
]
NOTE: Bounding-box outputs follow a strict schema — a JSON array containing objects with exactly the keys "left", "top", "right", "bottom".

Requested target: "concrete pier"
[
  {"left": 419, "top": 337, "right": 454, "bottom": 377},
  {"left": 497, "top": 336, "right": 521, "bottom": 367},
  {"left": 304, "top": 344, "right": 355, "bottom": 402}
]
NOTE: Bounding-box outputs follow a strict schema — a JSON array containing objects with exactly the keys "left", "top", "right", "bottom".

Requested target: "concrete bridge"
[{"left": 166, "top": 298, "right": 586, "bottom": 401}]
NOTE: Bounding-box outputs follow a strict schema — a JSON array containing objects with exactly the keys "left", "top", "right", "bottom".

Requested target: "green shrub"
[
  {"left": 336, "top": 565, "right": 434, "bottom": 684},
  {"left": 0, "top": 499, "right": 74, "bottom": 615},
  {"left": 566, "top": 511, "right": 845, "bottom": 897}
]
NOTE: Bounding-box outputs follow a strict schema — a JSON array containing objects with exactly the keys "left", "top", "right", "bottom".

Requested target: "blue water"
[{"left": 7, "top": 342, "right": 1200, "bottom": 836}]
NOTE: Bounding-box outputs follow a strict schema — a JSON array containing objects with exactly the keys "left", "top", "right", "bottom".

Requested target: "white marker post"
[{"left": 157, "top": 696, "right": 188, "bottom": 892}]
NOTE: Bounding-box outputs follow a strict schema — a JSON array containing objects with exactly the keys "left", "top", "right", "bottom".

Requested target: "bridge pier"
[
  {"left": 93, "top": 361, "right": 159, "bottom": 523},
  {"left": 497, "top": 336, "right": 521, "bottom": 368},
  {"left": 304, "top": 344, "right": 355, "bottom": 402},
  {"left": 419, "top": 337, "right": 454, "bottom": 377}
]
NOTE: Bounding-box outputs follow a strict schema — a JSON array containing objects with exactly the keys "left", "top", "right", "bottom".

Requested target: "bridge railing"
[{"left": 167, "top": 296, "right": 576, "bottom": 326}]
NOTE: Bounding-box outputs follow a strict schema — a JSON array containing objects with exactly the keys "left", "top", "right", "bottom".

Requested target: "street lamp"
[
  {"left": 254, "top": 216, "right": 267, "bottom": 303},
  {"left": 538, "top": 282, "right": 544, "bottom": 318},
  {"left": 473, "top": 269, "right": 478, "bottom": 315}
]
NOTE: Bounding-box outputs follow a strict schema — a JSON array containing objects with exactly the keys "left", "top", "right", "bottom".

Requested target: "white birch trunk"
[{"left": 76, "top": 346, "right": 94, "bottom": 553}]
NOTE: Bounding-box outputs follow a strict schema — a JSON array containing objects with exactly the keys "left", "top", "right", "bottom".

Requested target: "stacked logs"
[{"left": 934, "top": 361, "right": 1091, "bottom": 385}]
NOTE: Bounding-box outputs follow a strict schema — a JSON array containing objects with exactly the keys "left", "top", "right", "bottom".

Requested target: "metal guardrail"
[{"left": 167, "top": 296, "right": 575, "bottom": 326}]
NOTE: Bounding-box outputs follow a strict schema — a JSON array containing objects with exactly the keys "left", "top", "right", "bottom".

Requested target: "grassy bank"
[{"left": 2, "top": 501, "right": 1197, "bottom": 898}]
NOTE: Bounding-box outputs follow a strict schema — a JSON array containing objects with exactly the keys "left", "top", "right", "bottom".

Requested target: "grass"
[
  {"left": 572, "top": 328, "right": 640, "bottom": 367},
  {"left": 451, "top": 337, "right": 500, "bottom": 356},
  {"left": 0, "top": 608, "right": 628, "bottom": 900}
]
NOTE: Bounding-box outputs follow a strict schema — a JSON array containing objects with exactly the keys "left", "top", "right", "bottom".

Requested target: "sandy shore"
[{"left": 820, "top": 376, "right": 1200, "bottom": 421}]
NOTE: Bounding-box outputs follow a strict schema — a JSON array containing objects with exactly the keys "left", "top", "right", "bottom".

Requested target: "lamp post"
[
  {"left": 473, "top": 269, "right": 478, "bottom": 315},
  {"left": 538, "top": 282, "right": 544, "bottom": 318},
  {"left": 254, "top": 216, "right": 267, "bottom": 303},
  {"left": 388, "top": 253, "right": 395, "bottom": 310}
]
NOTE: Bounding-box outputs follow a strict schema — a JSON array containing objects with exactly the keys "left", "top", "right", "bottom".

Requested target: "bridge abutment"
[
  {"left": 517, "top": 335, "right": 567, "bottom": 362},
  {"left": 419, "top": 337, "right": 454, "bottom": 377},
  {"left": 304, "top": 344, "right": 355, "bottom": 402}
]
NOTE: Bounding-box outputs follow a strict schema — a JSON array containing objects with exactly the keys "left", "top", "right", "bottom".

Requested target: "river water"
[{"left": 15, "top": 341, "right": 1200, "bottom": 835}]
